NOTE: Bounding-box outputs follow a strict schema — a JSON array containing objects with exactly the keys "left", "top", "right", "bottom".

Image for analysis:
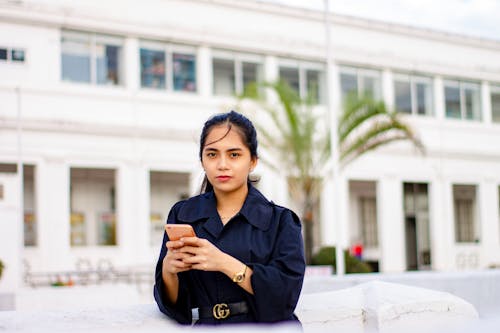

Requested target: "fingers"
[
  {"left": 166, "top": 239, "right": 187, "bottom": 250},
  {"left": 179, "top": 236, "right": 200, "bottom": 246},
  {"left": 163, "top": 252, "right": 192, "bottom": 274}
]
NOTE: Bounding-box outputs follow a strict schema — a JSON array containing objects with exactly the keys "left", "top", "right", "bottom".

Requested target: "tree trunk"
[{"left": 302, "top": 199, "right": 315, "bottom": 265}]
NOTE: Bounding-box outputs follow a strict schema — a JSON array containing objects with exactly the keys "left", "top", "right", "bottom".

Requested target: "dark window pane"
[
  {"left": 242, "top": 62, "right": 259, "bottom": 92},
  {"left": 395, "top": 80, "right": 412, "bottom": 114},
  {"left": 173, "top": 53, "right": 196, "bottom": 92},
  {"left": 464, "top": 87, "right": 480, "bottom": 120},
  {"left": 306, "top": 69, "right": 322, "bottom": 104},
  {"left": 416, "top": 82, "right": 431, "bottom": 115},
  {"left": 0, "top": 48, "right": 8, "bottom": 60},
  {"left": 213, "top": 58, "right": 235, "bottom": 95},
  {"left": 445, "top": 85, "right": 461, "bottom": 118},
  {"left": 279, "top": 66, "right": 300, "bottom": 96},
  {"left": 491, "top": 90, "right": 500, "bottom": 123},
  {"left": 11, "top": 49, "right": 25, "bottom": 62},
  {"left": 362, "top": 76, "right": 377, "bottom": 99},
  {"left": 96, "top": 44, "right": 120, "bottom": 85},
  {"left": 61, "top": 35, "right": 91, "bottom": 83},
  {"left": 340, "top": 73, "right": 358, "bottom": 100},
  {"left": 140, "top": 48, "right": 166, "bottom": 89}
]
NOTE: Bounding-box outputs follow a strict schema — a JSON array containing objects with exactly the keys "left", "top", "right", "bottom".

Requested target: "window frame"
[
  {"left": 393, "top": 73, "right": 434, "bottom": 116},
  {"left": 61, "top": 30, "right": 124, "bottom": 86},
  {"left": 452, "top": 184, "right": 480, "bottom": 243},
  {"left": 444, "top": 79, "right": 482, "bottom": 121},
  {"left": 278, "top": 59, "right": 326, "bottom": 104},
  {"left": 0, "top": 46, "right": 26, "bottom": 63},
  {"left": 339, "top": 66, "right": 382, "bottom": 101},
  {"left": 139, "top": 40, "right": 197, "bottom": 93},
  {"left": 490, "top": 84, "right": 500, "bottom": 123},
  {"left": 212, "top": 50, "right": 263, "bottom": 96}
]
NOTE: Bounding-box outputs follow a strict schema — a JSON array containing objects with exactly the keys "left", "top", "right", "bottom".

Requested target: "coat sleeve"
[
  {"left": 248, "top": 208, "right": 306, "bottom": 322},
  {"left": 153, "top": 202, "right": 193, "bottom": 324}
]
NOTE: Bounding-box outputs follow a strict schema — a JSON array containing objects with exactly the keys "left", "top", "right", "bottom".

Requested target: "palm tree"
[{"left": 239, "top": 80, "right": 424, "bottom": 264}]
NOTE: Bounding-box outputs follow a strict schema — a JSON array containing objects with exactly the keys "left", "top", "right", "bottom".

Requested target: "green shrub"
[
  {"left": 0, "top": 259, "right": 4, "bottom": 280},
  {"left": 311, "top": 246, "right": 372, "bottom": 274}
]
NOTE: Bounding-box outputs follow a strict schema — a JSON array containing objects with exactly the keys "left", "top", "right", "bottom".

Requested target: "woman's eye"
[
  {"left": 206, "top": 152, "right": 216, "bottom": 158},
  {"left": 230, "top": 152, "right": 240, "bottom": 158}
]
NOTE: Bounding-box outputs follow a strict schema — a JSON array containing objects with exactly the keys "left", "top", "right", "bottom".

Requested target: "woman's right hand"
[{"left": 162, "top": 239, "right": 194, "bottom": 275}]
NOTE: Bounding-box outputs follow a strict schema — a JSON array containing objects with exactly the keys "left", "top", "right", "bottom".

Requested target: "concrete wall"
[{"left": 0, "top": 0, "right": 500, "bottom": 277}]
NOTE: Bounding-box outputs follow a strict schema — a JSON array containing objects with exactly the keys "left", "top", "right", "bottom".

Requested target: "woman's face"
[{"left": 201, "top": 125, "right": 257, "bottom": 196}]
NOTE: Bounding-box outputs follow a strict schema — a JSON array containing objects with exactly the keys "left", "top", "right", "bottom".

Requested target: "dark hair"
[{"left": 199, "top": 110, "right": 258, "bottom": 193}]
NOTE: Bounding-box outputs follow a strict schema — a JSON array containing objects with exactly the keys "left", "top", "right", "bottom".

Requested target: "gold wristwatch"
[{"left": 232, "top": 265, "right": 247, "bottom": 283}]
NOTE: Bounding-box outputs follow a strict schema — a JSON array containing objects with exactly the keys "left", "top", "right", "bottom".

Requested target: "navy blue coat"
[{"left": 153, "top": 184, "right": 305, "bottom": 325}]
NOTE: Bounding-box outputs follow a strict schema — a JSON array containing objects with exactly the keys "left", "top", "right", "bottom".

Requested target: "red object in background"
[{"left": 352, "top": 243, "right": 363, "bottom": 259}]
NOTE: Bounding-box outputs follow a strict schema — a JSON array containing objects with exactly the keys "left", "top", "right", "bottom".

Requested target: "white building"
[{"left": 1, "top": 0, "right": 500, "bottom": 296}]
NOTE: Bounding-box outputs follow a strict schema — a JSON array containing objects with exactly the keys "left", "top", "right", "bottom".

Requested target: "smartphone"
[{"left": 165, "top": 224, "right": 196, "bottom": 241}]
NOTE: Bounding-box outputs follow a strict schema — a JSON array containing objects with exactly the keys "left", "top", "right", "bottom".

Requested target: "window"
[
  {"left": 491, "top": 85, "right": 500, "bottom": 123},
  {"left": 340, "top": 66, "right": 381, "bottom": 101},
  {"left": 140, "top": 48, "right": 166, "bottom": 89},
  {"left": 11, "top": 49, "right": 25, "bottom": 62},
  {"left": 359, "top": 197, "right": 378, "bottom": 247},
  {"left": 70, "top": 168, "right": 117, "bottom": 246},
  {"left": 453, "top": 184, "right": 479, "bottom": 243},
  {"left": 403, "top": 183, "right": 431, "bottom": 270},
  {"left": 394, "top": 74, "right": 433, "bottom": 115},
  {"left": 61, "top": 30, "right": 123, "bottom": 85},
  {"left": 23, "top": 165, "right": 37, "bottom": 247},
  {"left": 444, "top": 80, "right": 481, "bottom": 120},
  {"left": 173, "top": 53, "right": 196, "bottom": 92},
  {"left": 279, "top": 62, "right": 325, "bottom": 104},
  {"left": 0, "top": 47, "right": 26, "bottom": 62},
  {"left": 213, "top": 58, "right": 235, "bottom": 95},
  {"left": 212, "top": 52, "right": 263, "bottom": 96},
  {"left": 0, "top": 48, "right": 8, "bottom": 61},
  {"left": 140, "top": 42, "right": 197, "bottom": 92}
]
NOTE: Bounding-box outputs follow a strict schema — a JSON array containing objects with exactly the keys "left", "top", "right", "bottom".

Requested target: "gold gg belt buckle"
[{"left": 212, "top": 303, "right": 230, "bottom": 319}]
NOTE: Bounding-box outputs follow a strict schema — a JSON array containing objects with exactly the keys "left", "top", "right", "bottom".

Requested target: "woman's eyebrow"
[{"left": 203, "top": 147, "right": 243, "bottom": 152}]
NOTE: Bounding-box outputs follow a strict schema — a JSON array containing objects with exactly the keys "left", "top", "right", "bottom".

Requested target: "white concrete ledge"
[
  {"left": 298, "top": 281, "right": 478, "bottom": 333},
  {"left": 0, "top": 281, "right": 483, "bottom": 333}
]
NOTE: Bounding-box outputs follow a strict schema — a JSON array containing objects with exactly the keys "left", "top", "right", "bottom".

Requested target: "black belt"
[{"left": 198, "top": 301, "right": 249, "bottom": 320}]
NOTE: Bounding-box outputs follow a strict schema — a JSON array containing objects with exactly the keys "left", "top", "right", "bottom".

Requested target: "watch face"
[{"left": 234, "top": 273, "right": 244, "bottom": 283}]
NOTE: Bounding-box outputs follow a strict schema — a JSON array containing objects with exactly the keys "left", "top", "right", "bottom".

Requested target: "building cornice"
[
  {"left": 1, "top": 0, "right": 500, "bottom": 57},
  {"left": 0, "top": 115, "right": 195, "bottom": 142}
]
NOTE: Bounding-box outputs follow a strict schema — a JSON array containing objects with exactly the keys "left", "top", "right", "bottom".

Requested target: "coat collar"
[{"left": 177, "top": 184, "right": 273, "bottom": 233}]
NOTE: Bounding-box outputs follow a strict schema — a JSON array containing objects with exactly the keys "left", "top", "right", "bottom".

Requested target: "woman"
[{"left": 154, "top": 110, "right": 305, "bottom": 325}]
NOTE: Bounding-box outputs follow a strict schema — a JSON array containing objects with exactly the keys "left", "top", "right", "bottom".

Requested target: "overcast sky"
[{"left": 258, "top": 0, "right": 500, "bottom": 41}]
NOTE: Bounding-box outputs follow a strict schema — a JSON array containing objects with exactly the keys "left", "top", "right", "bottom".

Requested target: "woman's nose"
[{"left": 217, "top": 156, "right": 228, "bottom": 169}]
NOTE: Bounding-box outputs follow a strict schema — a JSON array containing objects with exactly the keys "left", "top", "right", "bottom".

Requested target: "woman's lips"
[{"left": 216, "top": 176, "right": 231, "bottom": 182}]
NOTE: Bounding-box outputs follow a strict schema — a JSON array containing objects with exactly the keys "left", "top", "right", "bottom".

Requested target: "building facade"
[{"left": 1, "top": 0, "right": 500, "bottom": 293}]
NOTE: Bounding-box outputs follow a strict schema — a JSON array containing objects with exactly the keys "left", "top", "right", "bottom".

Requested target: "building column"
[
  {"left": 116, "top": 163, "right": 148, "bottom": 265},
  {"left": 434, "top": 76, "right": 445, "bottom": 119},
  {"left": 377, "top": 177, "right": 405, "bottom": 272},
  {"left": 481, "top": 81, "right": 492, "bottom": 124},
  {"left": 382, "top": 69, "right": 394, "bottom": 110},
  {"left": 429, "top": 178, "right": 452, "bottom": 271},
  {"left": 479, "top": 180, "right": 500, "bottom": 267},
  {"left": 124, "top": 37, "right": 139, "bottom": 91},
  {"left": 36, "top": 159, "right": 70, "bottom": 271},
  {"left": 320, "top": 176, "right": 335, "bottom": 246},
  {"left": 197, "top": 46, "right": 212, "bottom": 97},
  {"left": 0, "top": 172, "right": 22, "bottom": 297}
]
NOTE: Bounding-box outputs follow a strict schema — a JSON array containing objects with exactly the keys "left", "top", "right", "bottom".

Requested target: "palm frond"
[
  {"left": 340, "top": 114, "right": 425, "bottom": 165},
  {"left": 339, "top": 95, "right": 387, "bottom": 142}
]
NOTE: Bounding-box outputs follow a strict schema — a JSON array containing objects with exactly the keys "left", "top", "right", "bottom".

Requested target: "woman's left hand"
[{"left": 177, "top": 237, "right": 228, "bottom": 272}]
